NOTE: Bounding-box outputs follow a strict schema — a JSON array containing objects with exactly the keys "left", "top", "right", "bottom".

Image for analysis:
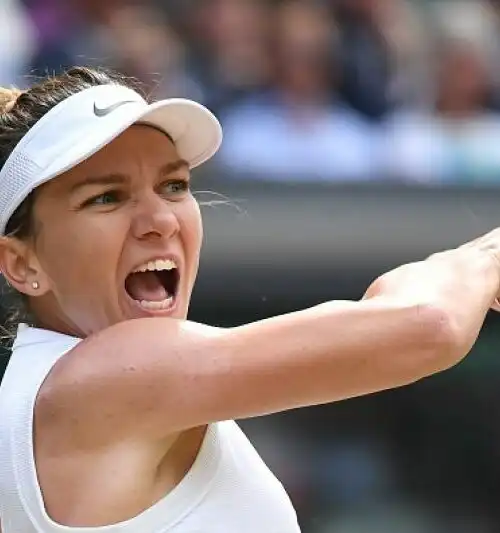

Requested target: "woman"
[{"left": 0, "top": 67, "right": 499, "bottom": 533}]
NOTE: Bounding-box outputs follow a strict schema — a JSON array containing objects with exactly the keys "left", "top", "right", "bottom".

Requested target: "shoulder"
[{"left": 36, "top": 318, "right": 224, "bottom": 448}]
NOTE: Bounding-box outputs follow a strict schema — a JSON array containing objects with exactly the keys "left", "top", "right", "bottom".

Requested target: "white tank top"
[{"left": 0, "top": 324, "right": 301, "bottom": 533}]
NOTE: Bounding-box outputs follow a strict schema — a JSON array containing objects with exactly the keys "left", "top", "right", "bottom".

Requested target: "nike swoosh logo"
[{"left": 93, "top": 100, "right": 136, "bottom": 117}]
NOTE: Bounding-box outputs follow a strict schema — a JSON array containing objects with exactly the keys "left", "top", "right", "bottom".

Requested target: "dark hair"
[{"left": 0, "top": 67, "right": 142, "bottom": 355}]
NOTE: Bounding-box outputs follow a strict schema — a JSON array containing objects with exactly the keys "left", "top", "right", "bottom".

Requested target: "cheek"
[
  {"left": 36, "top": 220, "right": 124, "bottom": 294},
  {"left": 180, "top": 200, "right": 203, "bottom": 266}
]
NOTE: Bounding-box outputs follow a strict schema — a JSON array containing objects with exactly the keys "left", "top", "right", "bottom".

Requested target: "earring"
[{"left": 31, "top": 281, "right": 39, "bottom": 290}]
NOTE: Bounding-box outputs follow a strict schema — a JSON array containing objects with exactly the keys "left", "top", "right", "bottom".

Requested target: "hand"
[
  {"left": 459, "top": 227, "right": 500, "bottom": 309},
  {"left": 365, "top": 228, "right": 500, "bottom": 312}
]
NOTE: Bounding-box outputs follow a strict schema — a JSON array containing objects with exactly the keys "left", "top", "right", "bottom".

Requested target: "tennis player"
[{"left": 1, "top": 67, "right": 500, "bottom": 533}]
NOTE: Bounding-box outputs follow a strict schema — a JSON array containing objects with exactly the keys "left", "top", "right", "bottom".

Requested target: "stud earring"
[{"left": 31, "top": 281, "right": 39, "bottom": 290}]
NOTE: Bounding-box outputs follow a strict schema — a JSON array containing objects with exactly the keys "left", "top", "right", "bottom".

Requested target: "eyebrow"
[
  {"left": 70, "top": 159, "right": 190, "bottom": 193},
  {"left": 160, "top": 159, "right": 190, "bottom": 176}
]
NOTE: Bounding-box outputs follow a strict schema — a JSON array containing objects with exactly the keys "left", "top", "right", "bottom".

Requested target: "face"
[
  {"left": 2, "top": 125, "right": 203, "bottom": 337},
  {"left": 438, "top": 44, "right": 488, "bottom": 108},
  {"left": 274, "top": 3, "right": 332, "bottom": 97}
]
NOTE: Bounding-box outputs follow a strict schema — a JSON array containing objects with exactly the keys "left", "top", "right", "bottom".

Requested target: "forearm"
[
  {"left": 221, "top": 298, "right": 453, "bottom": 415},
  {"left": 217, "top": 247, "right": 499, "bottom": 416}
]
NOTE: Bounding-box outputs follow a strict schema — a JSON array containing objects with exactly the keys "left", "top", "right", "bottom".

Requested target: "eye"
[
  {"left": 82, "top": 190, "right": 122, "bottom": 207},
  {"left": 161, "top": 179, "right": 190, "bottom": 197}
]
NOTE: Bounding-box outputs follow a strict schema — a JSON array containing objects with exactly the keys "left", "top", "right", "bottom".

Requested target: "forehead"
[{"left": 44, "top": 125, "right": 183, "bottom": 192}]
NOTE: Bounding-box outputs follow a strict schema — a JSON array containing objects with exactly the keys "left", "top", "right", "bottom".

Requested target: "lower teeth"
[{"left": 138, "top": 296, "right": 173, "bottom": 310}]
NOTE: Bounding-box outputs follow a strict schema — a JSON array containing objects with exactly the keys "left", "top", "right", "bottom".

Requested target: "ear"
[{"left": 0, "top": 237, "right": 49, "bottom": 297}]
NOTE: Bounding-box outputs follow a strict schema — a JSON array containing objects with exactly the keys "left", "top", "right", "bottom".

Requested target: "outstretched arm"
[{"left": 40, "top": 233, "right": 500, "bottom": 444}]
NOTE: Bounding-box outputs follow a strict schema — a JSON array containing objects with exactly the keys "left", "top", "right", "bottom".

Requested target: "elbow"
[{"left": 406, "top": 303, "right": 465, "bottom": 381}]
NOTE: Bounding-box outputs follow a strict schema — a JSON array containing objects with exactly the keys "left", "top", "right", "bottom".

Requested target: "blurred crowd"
[{"left": 4, "top": 0, "right": 500, "bottom": 184}]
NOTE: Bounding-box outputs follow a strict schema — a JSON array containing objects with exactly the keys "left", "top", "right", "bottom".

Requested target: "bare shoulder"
[{"left": 37, "top": 317, "right": 223, "bottom": 447}]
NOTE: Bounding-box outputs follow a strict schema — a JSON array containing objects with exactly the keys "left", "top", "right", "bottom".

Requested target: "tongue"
[{"left": 125, "top": 272, "right": 168, "bottom": 302}]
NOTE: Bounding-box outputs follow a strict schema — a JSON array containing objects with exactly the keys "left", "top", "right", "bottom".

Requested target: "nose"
[{"left": 130, "top": 193, "right": 180, "bottom": 241}]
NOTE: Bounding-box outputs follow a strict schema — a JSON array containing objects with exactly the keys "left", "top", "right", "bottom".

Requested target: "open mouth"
[{"left": 124, "top": 259, "right": 179, "bottom": 311}]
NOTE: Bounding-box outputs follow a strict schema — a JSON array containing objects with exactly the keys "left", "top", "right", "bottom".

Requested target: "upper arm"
[{"left": 40, "top": 298, "right": 452, "bottom": 446}]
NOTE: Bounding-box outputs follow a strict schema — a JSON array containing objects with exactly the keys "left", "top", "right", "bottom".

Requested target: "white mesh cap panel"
[{"left": 0, "top": 151, "right": 41, "bottom": 234}]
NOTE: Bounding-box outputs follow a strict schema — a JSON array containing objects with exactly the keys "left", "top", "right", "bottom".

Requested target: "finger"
[{"left": 491, "top": 298, "right": 500, "bottom": 313}]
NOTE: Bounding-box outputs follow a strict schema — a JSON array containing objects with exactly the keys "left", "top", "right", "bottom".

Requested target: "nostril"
[{"left": 132, "top": 211, "right": 180, "bottom": 241}]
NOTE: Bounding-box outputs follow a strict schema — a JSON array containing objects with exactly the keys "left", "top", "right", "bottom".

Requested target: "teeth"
[
  {"left": 138, "top": 296, "right": 174, "bottom": 310},
  {"left": 134, "top": 258, "right": 177, "bottom": 273}
]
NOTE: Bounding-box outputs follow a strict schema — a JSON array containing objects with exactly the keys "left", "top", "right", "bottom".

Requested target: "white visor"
[{"left": 0, "top": 84, "right": 223, "bottom": 235}]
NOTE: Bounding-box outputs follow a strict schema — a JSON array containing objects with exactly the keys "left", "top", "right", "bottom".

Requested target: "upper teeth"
[{"left": 133, "top": 259, "right": 177, "bottom": 273}]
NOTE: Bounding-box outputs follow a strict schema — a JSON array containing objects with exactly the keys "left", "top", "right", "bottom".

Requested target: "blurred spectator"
[
  {"left": 328, "top": 0, "right": 426, "bottom": 121},
  {"left": 0, "top": 0, "right": 35, "bottom": 85},
  {"left": 217, "top": 0, "right": 379, "bottom": 182},
  {"left": 93, "top": 4, "right": 205, "bottom": 101},
  {"left": 382, "top": 32, "right": 500, "bottom": 184},
  {"left": 185, "top": 0, "right": 272, "bottom": 112},
  {"left": 22, "top": 0, "right": 78, "bottom": 76},
  {"left": 26, "top": 0, "right": 204, "bottom": 101},
  {"left": 329, "top": 0, "right": 392, "bottom": 120},
  {"left": 483, "top": 0, "right": 500, "bottom": 109}
]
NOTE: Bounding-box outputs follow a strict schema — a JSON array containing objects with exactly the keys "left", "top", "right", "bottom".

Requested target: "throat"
[{"left": 125, "top": 271, "right": 169, "bottom": 302}]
